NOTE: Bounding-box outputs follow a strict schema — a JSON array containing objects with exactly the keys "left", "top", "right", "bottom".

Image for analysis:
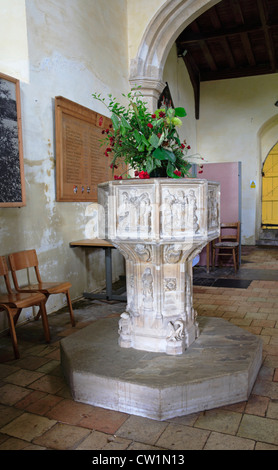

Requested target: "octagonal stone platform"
[{"left": 60, "top": 316, "right": 262, "bottom": 421}]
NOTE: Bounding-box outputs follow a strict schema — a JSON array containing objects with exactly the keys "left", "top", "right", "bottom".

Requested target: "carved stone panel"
[{"left": 98, "top": 178, "right": 220, "bottom": 355}]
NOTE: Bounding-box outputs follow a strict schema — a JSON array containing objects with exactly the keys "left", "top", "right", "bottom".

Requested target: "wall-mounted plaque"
[
  {"left": 55, "top": 96, "right": 118, "bottom": 202},
  {"left": 0, "top": 72, "right": 25, "bottom": 207}
]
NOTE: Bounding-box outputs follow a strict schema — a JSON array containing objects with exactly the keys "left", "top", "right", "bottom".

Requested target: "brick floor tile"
[
  {"left": 76, "top": 430, "right": 130, "bottom": 450},
  {"left": 156, "top": 423, "right": 209, "bottom": 450},
  {"left": 252, "top": 319, "right": 276, "bottom": 328},
  {"left": 44, "top": 348, "right": 60, "bottom": 361},
  {"left": 245, "top": 395, "right": 270, "bottom": 416},
  {"left": 3, "top": 369, "right": 44, "bottom": 387},
  {"left": 255, "top": 441, "right": 278, "bottom": 450},
  {"left": 102, "top": 435, "right": 133, "bottom": 450},
  {"left": 26, "top": 394, "right": 63, "bottom": 416},
  {"left": 0, "top": 364, "right": 20, "bottom": 379},
  {"left": 204, "top": 431, "right": 255, "bottom": 450},
  {"left": 0, "top": 404, "right": 23, "bottom": 428},
  {"left": 238, "top": 414, "right": 278, "bottom": 445},
  {"left": 14, "top": 390, "right": 46, "bottom": 410},
  {"left": 266, "top": 400, "right": 278, "bottom": 419},
  {"left": 46, "top": 398, "right": 95, "bottom": 425},
  {"left": 36, "top": 360, "right": 60, "bottom": 374},
  {"left": 29, "top": 374, "right": 66, "bottom": 394},
  {"left": 116, "top": 415, "right": 167, "bottom": 446},
  {"left": 194, "top": 409, "right": 242, "bottom": 435},
  {"left": 262, "top": 328, "right": 278, "bottom": 337},
  {"left": 1, "top": 412, "right": 56, "bottom": 442},
  {"left": 33, "top": 422, "right": 90, "bottom": 450},
  {"left": 13, "top": 356, "right": 51, "bottom": 371},
  {"left": 79, "top": 406, "right": 129, "bottom": 434},
  {"left": 0, "top": 437, "right": 31, "bottom": 450},
  {"left": 0, "top": 383, "right": 31, "bottom": 406},
  {"left": 263, "top": 344, "right": 278, "bottom": 356}
]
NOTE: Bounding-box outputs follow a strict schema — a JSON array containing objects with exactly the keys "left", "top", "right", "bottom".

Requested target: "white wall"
[
  {"left": 0, "top": 0, "right": 129, "bottom": 330},
  {"left": 197, "top": 74, "right": 278, "bottom": 244},
  {"left": 163, "top": 45, "right": 197, "bottom": 157}
]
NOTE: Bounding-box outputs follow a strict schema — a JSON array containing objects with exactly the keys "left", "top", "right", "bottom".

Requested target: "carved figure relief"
[
  {"left": 208, "top": 187, "right": 219, "bottom": 230},
  {"left": 164, "top": 244, "right": 183, "bottom": 264},
  {"left": 167, "top": 320, "right": 185, "bottom": 342},
  {"left": 135, "top": 244, "right": 152, "bottom": 262},
  {"left": 117, "top": 189, "right": 152, "bottom": 236},
  {"left": 118, "top": 312, "right": 132, "bottom": 336},
  {"left": 142, "top": 267, "right": 153, "bottom": 309},
  {"left": 162, "top": 188, "right": 200, "bottom": 235}
]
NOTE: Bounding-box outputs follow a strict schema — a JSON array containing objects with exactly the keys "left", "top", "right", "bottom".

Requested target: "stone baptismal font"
[
  {"left": 98, "top": 178, "right": 220, "bottom": 355},
  {"left": 61, "top": 177, "right": 263, "bottom": 420}
]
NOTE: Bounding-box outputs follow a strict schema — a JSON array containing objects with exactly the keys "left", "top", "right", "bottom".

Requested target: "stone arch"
[{"left": 129, "top": 0, "right": 221, "bottom": 110}]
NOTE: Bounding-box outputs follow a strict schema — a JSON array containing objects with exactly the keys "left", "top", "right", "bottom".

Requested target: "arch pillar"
[
  {"left": 129, "top": 0, "right": 221, "bottom": 111},
  {"left": 129, "top": 77, "right": 165, "bottom": 111}
]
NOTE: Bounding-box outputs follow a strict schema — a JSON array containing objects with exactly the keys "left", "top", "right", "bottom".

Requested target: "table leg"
[{"left": 83, "top": 247, "right": 126, "bottom": 301}]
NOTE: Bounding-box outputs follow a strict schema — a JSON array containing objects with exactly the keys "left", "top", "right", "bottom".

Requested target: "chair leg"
[
  {"left": 39, "top": 301, "right": 50, "bottom": 343},
  {"left": 66, "top": 291, "right": 75, "bottom": 327},
  {"left": 1, "top": 305, "right": 20, "bottom": 359},
  {"left": 232, "top": 248, "right": 237, "bottom": 272}
]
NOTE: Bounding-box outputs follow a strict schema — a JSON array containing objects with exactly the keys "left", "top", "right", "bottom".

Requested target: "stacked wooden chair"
[
  {"left": 0, "top": 255, "right": 50, "bottom": 359},
  {"left": 8, "top": 249, "right": 75, "bottom": 327}
]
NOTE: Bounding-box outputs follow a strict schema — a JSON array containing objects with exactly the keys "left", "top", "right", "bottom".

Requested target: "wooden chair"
[
  {"left": 212, "top": 222, "right": 240, "bottom": 272},
  {"left": 8, "top": 249, "right": 75, "bottom": 327},
  {"left": 0, "top": 256, "right": 50, "bottom": 359}
]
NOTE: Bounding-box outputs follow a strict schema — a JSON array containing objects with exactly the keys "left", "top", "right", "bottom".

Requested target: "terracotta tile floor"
[{"left": 0, "top": 245, "right": 278, "bottom": 450}]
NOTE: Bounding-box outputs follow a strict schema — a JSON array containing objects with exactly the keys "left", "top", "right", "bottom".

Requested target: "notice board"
[
  {"left": 55, "top": 96, "right": 116, "bottom": 202},
  {"left": 0, "top": 72, "right": 25, "bottom": 207}
]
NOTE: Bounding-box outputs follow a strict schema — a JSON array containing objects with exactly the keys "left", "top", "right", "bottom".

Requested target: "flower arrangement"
[{"left": 92, "top": 87, "right": 198, "bottom": 179}]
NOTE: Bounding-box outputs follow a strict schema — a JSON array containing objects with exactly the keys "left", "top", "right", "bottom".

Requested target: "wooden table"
[{"left": 70, "top": 238, "right": 126, "bottom": 301}]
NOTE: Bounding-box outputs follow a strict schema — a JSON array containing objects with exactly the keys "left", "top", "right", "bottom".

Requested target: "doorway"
[{"left": 262, "top": 142, "right": 278, "bottom": 228}]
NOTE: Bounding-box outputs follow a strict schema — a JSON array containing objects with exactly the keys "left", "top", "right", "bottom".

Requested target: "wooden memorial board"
[
  {"left": 55, "top": 96, "right": 124, "bottom": 202},
  {"left": 0, "top": 72, "right": 25, "bottom": 207}
]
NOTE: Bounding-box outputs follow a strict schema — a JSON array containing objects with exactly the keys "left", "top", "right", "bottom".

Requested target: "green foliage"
[{"left": 92, "top": 87, "right": 192, "bottom": 178}]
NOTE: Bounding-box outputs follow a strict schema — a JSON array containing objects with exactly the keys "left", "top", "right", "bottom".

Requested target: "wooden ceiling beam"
[
  {"left": 200, "top": 40, "right": 218, "bottom": 71},
  {"left": 240, "top": 32, "right": 256, "bottom": 66},
  {"left": 257, "top": 0, "right": 277, "bottom": 71},
  {"left": 230, "top": 0, "right": 245, "bottom": 25},
  {"left": 220, "top": 37, "right": 236, "bottom": 68},
  {"left": 178, "top": 22, "right": 278, "bottom": 45},
  {"left": 200, "top": 62, "right": 273, "bottom": 81}
]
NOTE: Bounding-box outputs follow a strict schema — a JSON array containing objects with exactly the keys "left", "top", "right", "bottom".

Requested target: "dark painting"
[{"left": 0, "top": 74, "right": 25, "bottom": 206}]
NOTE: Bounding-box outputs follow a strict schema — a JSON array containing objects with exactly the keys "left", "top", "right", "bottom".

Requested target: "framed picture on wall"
[{"left": 0, "top": 72, "right": 26, "bottom": 207}]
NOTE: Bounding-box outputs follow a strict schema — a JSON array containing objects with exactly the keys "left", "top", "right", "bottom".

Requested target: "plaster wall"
[
  {"left": 197, "top": 74, "right": 278, "bottom": 244},
  {"left": 127, "top": 0, "right": 166, "bottom": 62},
  {"left": 0, "top": 0, "right": 129, "bottom": 331},
  {"left": 163, "top": 45, "right": 197, "bottom": 155}
]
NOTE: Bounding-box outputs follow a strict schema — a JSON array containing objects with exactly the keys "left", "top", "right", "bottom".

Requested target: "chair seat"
[
  {"left": 0, "top": 291, "right": 46, "bottom": 308},
  {"left": 214, "top": 242, "right": 239, "bottom": 248},
  {"left": 8, "top": 249, "right": 75, "bottom": 328},
  {"left": 17, "top": 281, "right": 72, "bottom": 295}
]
